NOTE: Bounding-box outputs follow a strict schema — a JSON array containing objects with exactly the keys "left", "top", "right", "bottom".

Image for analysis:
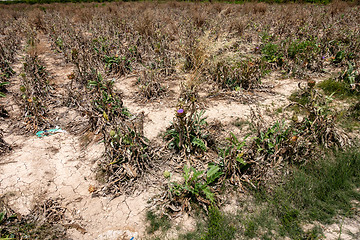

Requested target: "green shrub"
[{"left": 287, "top": 39, "right": 320, "bottom": 65}]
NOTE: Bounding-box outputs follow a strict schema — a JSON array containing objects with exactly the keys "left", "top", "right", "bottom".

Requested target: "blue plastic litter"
[
  {"left": 36, "top": 127, "right": 65, "bottom": 138},
  {"left": 130, "top": 237, "right": 134, "bottom": 240}
]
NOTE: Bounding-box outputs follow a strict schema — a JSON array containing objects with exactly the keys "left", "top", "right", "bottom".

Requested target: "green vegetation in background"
[
  {"left": 0, "top": 0, "right": 118, "bottom": 4},
  {"left": 2, "top": 0, "right": 359, "bottom": 6}
]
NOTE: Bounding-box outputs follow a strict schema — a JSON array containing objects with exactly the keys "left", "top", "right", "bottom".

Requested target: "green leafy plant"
[
  {"left": 168, "top": 165, "right": 222, "bottom": 211},
  {"left": 86, "top": 71, "right": 130, "bottom": 129},
  {"left": 253, "top": 120, "right": 290, "bottom": 155},
  {"left": 218, "top": 133, "right": 251, "bottom": 185},
  {"left": 165, "top": 109, "right": 209, "bottom": 154},
  {"left": 103, "top": 54, "right": 132, "bottom": 76},
  {"left": 261, "top": 42, "right": 284, "bottom": 66},
  {"left": 339, "top": 62, "right": 360, "bottom": 92},
  {"left": 333, "top": 50, "right": 345, "bottom": 64},
  {"left": 287, "top": 39, "right": 321, "bottom": 70}
]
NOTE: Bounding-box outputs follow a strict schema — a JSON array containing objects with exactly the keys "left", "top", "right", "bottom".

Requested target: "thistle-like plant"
[
  {"left": 165, "top": 109, "right": 208, "bottom": 153},
  {"left": 168, "top": 164, "right": 223, "bottom": 211}
]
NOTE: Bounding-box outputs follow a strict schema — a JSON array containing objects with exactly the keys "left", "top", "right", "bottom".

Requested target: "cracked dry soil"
[{"left": 0, "top": 35, "right": 155, "bottom": 239}]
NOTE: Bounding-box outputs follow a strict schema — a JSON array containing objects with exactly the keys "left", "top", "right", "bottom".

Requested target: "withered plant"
[
  {"left": 136, "top": 70, "right": 167, "bottom": 101},
  {"left": 19, "top": 54, "right": 51, "bottom": 132}
]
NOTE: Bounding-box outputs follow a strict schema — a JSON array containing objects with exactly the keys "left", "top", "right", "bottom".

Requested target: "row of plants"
[
  {"left": 0, "top": 13, "right": 23, "bottom": 155},
  {"left": 18, "top": 29, "right": 53, "bottom": 132},
  {"left": 24, "top": 1, "right": 359, "bottom": 92},
  {"left": 140, "top": 78, "right": 358, "bottom": 239}
]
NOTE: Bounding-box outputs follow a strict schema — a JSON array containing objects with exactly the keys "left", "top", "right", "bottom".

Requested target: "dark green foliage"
[
  {"left": 245, "top": 148, "right": 360, "bottom": 238},
  {"left": 203, "top": 206, "right": 236, "bottom": 240},
  {"left": 319, "top": 63, "right": 360, "bottom": 98},
  {"left": 289, "top": 90, "right": 312, "bottom": 105},
  {"left": 266, "top": 148, "right": 360, "bottom": 233},
  {"left": 88, "top": 72, "right": 129, "bottom": 123},
  {"left": 253, "top": 120, "right": 290, "bottom": 155},
  {"left": 287, "top": 39, "right": 321, "bottom": 70},
  {"left": 292, "top": 149, "right": 360, "bottom": 221},
  {"left": 288, "top": 40, "right": 320, "bottom": 60},
  {"left": 180, "top": 148, "right": 359, "bottom": 239},
  {"left": 218, "top": 133, "right": 251, "bottom": 184},
  {"left": 103, "top": 55, "right": 132, "bottom": 76}
]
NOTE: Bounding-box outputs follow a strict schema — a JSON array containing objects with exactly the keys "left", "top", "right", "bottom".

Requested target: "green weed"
[
  {"left": 180, "top": 146, "right": 359, "bottom": 239},
  {"left": 103, "top": 54, "right": 132, "bottom": 76},
  {"left": 255, "top": 148, "right": 360, "bottom": 238},
  {"left": 253, "top": 120, "right": 290, "bottom": 155},
  {"left": 318, "top": 78, "right": 352, "bottom": 98},
  {"left": 218, "top": 132, "right": 251, "bottom": 185},
  {"left": 288, "top": 39, "right": 320, "bottom": 62},
  {"left": 202, "top": 206, "right": 236, "bottom": 240}
]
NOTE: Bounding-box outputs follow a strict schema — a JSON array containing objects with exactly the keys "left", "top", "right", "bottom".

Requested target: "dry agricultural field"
[{"left": 0, "top": 1, "right": 359, "bottom": 239}]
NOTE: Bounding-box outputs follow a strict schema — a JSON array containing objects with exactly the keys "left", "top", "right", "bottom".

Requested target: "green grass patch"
[
  {"left": 318, "top": 79, "right": 360, "bottom": 99},
  {"left": 179, "top": 207, "right": 236, "bottom": 240},
  {"left": 180, "top": 148, "right": 360, "bottom": 239},
  {"left": 338, "top": 102, "right": 360, "bottom": 132},
  {"left": 289, "top": 90, "right": 311, "bottom": 106},
  {"left": 146, "top": 211, "right": 171, "bottom": 234},
  {"left": 256, "top": 148, "right": 360, "bottom": 237}
]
